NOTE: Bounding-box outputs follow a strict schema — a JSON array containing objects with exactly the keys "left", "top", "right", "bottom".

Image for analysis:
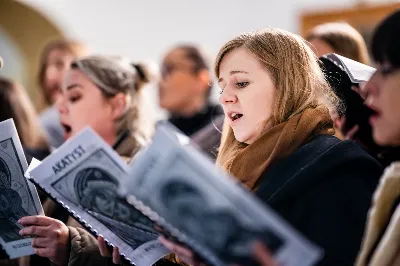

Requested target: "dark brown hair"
[
  {"left": 371, "top": 10, "right": 400, "bottom": 68},
  {"left": 38, "top": 39, "right": 88, "bottom": 105},
  {"left": 306, "top": 22, "right": 370, "bottom": 65},
  {"left": 176, "top": 44, "right": 210, "bottom": 72},
  {"left": 0, "top": 77, "right": 48, "bottom": 149},
  {"left": 165, "top": 44, "right": 213, "bottom": 97}
]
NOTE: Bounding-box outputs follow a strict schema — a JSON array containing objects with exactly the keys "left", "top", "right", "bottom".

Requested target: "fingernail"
[{"left": 19, "top": 230, "right": 23, "bottom": 235}]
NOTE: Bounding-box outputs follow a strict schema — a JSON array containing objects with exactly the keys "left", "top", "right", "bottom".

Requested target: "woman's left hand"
[
  {"left": 159, "top": 236, "right": 207, "bottom": 266},
  {"left": 98, "top": 235, "right": 121, "bottom": 264},
  {"left": 159, "top": 236, "right": 280, "bottom": 266},
  {"left": 336, "top": 117, "right": 359, "bottom": 140},
  {"left": 19, "top": 215, "right": 70, "bottom": 266},
  {"left": 252, "top": 241, "right": 279, "bottom": 266}
]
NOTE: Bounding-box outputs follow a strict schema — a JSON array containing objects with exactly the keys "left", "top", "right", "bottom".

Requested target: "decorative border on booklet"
[{"left": 28, "top": 177, "right": 134, "bottom": 265}]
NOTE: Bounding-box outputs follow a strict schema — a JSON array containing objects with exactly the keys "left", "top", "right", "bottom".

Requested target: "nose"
[
  {"left": 219, "top": 87, "right": 238, "bottom": 105},
  {"left": 364, "top": 72, "right": 380, "bottom": 98},
  {"left": 365, "top": 82, "right": 379, "bottom": 97},
  {"left": 55, "top": 94, "right": 68, "bottom": 115}
]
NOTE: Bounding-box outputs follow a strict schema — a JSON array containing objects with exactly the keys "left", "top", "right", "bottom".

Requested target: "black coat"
[{"left": 256, "top": 135, "right": 382, "bottom": 266}]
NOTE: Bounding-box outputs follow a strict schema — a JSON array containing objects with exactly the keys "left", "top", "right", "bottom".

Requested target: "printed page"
[
  {"left": 122, "top": 123, "right": 323, "bottom": 266},
  {"left": 327, "top": 54, "right": 375, "bottom": 83},
  {"left": 29, "top": 127, "right": 169, "bottom": 265},
  {"left": 0, "top": 119, "right": 43, "bottom": 259}
]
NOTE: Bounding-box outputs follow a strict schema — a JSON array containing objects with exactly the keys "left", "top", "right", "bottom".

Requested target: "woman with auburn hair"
[{"left": 159, "top": 28, "right": 382, "bottom": 266}]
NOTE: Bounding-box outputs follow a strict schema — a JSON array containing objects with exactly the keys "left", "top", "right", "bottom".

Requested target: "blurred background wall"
[{"left": 1, "top": 0, "right": 399, "bottom": 117}]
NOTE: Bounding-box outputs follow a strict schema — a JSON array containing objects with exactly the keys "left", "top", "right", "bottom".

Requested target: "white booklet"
[
  {"left": 0, "top": 119, "right": 43, "bottom": 259},
  {"left": 324, "top": 53, "right": 376, "bottom": 83},
  {"left": 120, "top": 122, "right": 323, "bottom": 266},
  {"left": 27, "top": 127, "right": 170, "bottom": 265}
]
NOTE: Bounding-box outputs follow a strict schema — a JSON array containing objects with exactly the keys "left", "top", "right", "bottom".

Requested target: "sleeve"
[
  {"left": 68, "top": 227, "right": 114, "bottom": 266},
  {"left": 67, "top": 227, "right": 179, "bottom": 266}
]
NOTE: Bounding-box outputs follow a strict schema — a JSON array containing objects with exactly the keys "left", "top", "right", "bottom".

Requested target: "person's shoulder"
[
  {"left": 24, "top": 146, "right": 51, "bottom": 162},
  {"left": 322, "top": 136, "right": 381, "bottom": 168},
  {"left": 40, "top": 106, "right": 61, "bottom": 130},
  {"left": 290, "top": 135, "right": 382, "bottom": 196},
  {"left": 257, "top": 135, "right": 382, "bottom": 202},
  {"left": 296, "top": 134, "right": 380, "bottom": 169},
  {"left": 295, "top": 135, "right": 382, "bottom": 180}
]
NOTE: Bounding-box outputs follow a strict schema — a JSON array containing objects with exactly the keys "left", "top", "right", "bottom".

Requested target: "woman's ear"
[
  {"left": 196, "top": 69, "right": 211, "bottom": 94},
  {"left": 109, "top": 93, "right": 126, "bottom": 120}
]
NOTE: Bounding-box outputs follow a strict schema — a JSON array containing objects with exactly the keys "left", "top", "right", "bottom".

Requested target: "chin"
[
  {"left": 373, "top": 130, "right": 398, "bottom": 147},
  {"left": 160, "top": 101, "right": 174, "bottom": 112},
  {"left": 232, "top": 130, "right": 251, "bottom": 144},
  {"left": 159, "top": 101, "right": 167, "bottom": 109}
]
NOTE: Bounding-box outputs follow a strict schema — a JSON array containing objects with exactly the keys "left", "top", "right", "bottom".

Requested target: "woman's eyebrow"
[{"left": 218, "top": 70, "right": 249, "bottom": 83}]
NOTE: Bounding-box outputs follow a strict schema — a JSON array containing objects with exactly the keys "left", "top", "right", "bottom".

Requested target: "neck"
[
  {"left": 178, "top": 95, "right": 207, "bottom": 117},
  {"left": 104, "top": 134, "right": 117, "bottom": 149}
]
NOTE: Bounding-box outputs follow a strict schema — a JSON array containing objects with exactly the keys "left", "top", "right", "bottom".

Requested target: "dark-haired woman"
[{"left": 356, "top": 10, "right": 400, "bottom": 266}]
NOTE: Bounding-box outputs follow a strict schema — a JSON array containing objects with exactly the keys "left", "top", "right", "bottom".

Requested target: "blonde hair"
[
  {"left": 306, "top": 22, "right": 370, "bottom": 65},
  {"left": 71, "top": 55, "right": 153, "bottom": 157},
  {"left": 214, "top": 28, "right": 338, "bottom": 165}
]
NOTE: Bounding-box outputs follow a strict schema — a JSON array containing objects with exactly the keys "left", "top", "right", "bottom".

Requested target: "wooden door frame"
[{"left": 300, "top": 3, "right": 400, "bottom": 37}]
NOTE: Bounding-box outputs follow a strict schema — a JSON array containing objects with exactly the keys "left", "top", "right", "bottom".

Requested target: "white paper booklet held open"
[
  {"left": 0, "top": 119, "right": 43, "bottom": 259},
  {"left": 27, "top": 127, "right": 170, "bottom": 266},
  {"left": 120, "top": 122, "right": 323, "bottom": 266}
]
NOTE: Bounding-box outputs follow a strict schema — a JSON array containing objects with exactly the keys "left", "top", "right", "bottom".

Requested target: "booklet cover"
[
  {"left": 27, "top": 127, "right": 170, "bottom": 265},
  {"left": 322, "top": 53, "right": 375, "bottom": 84},
  {"left": 120, "top": 122, "right": 323, "bottom": 266},
  {"left": 0, "top": 119, "right": 43, "bottom": 259}
]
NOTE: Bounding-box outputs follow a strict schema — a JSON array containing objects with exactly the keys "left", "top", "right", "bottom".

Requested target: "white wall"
[
  {"left": 19, "top": 0, "right": 395, "bottom": 62},
  {"left": 17, "top": 0, "right": 397, "bottom": 118}
]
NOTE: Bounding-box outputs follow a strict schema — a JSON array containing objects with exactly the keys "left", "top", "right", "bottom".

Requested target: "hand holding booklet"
[
  {"left": 0, "top": 119, "right": 43, "bottom": 259},
  {"left": 27, "top": 123, "right": 322, "bottom": 266},
  {"left": 120, "top": 122, "right": 323, "bottom": 266},
  {"left": 27, "top": 127, "right": 170, "bottom": 266}
]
